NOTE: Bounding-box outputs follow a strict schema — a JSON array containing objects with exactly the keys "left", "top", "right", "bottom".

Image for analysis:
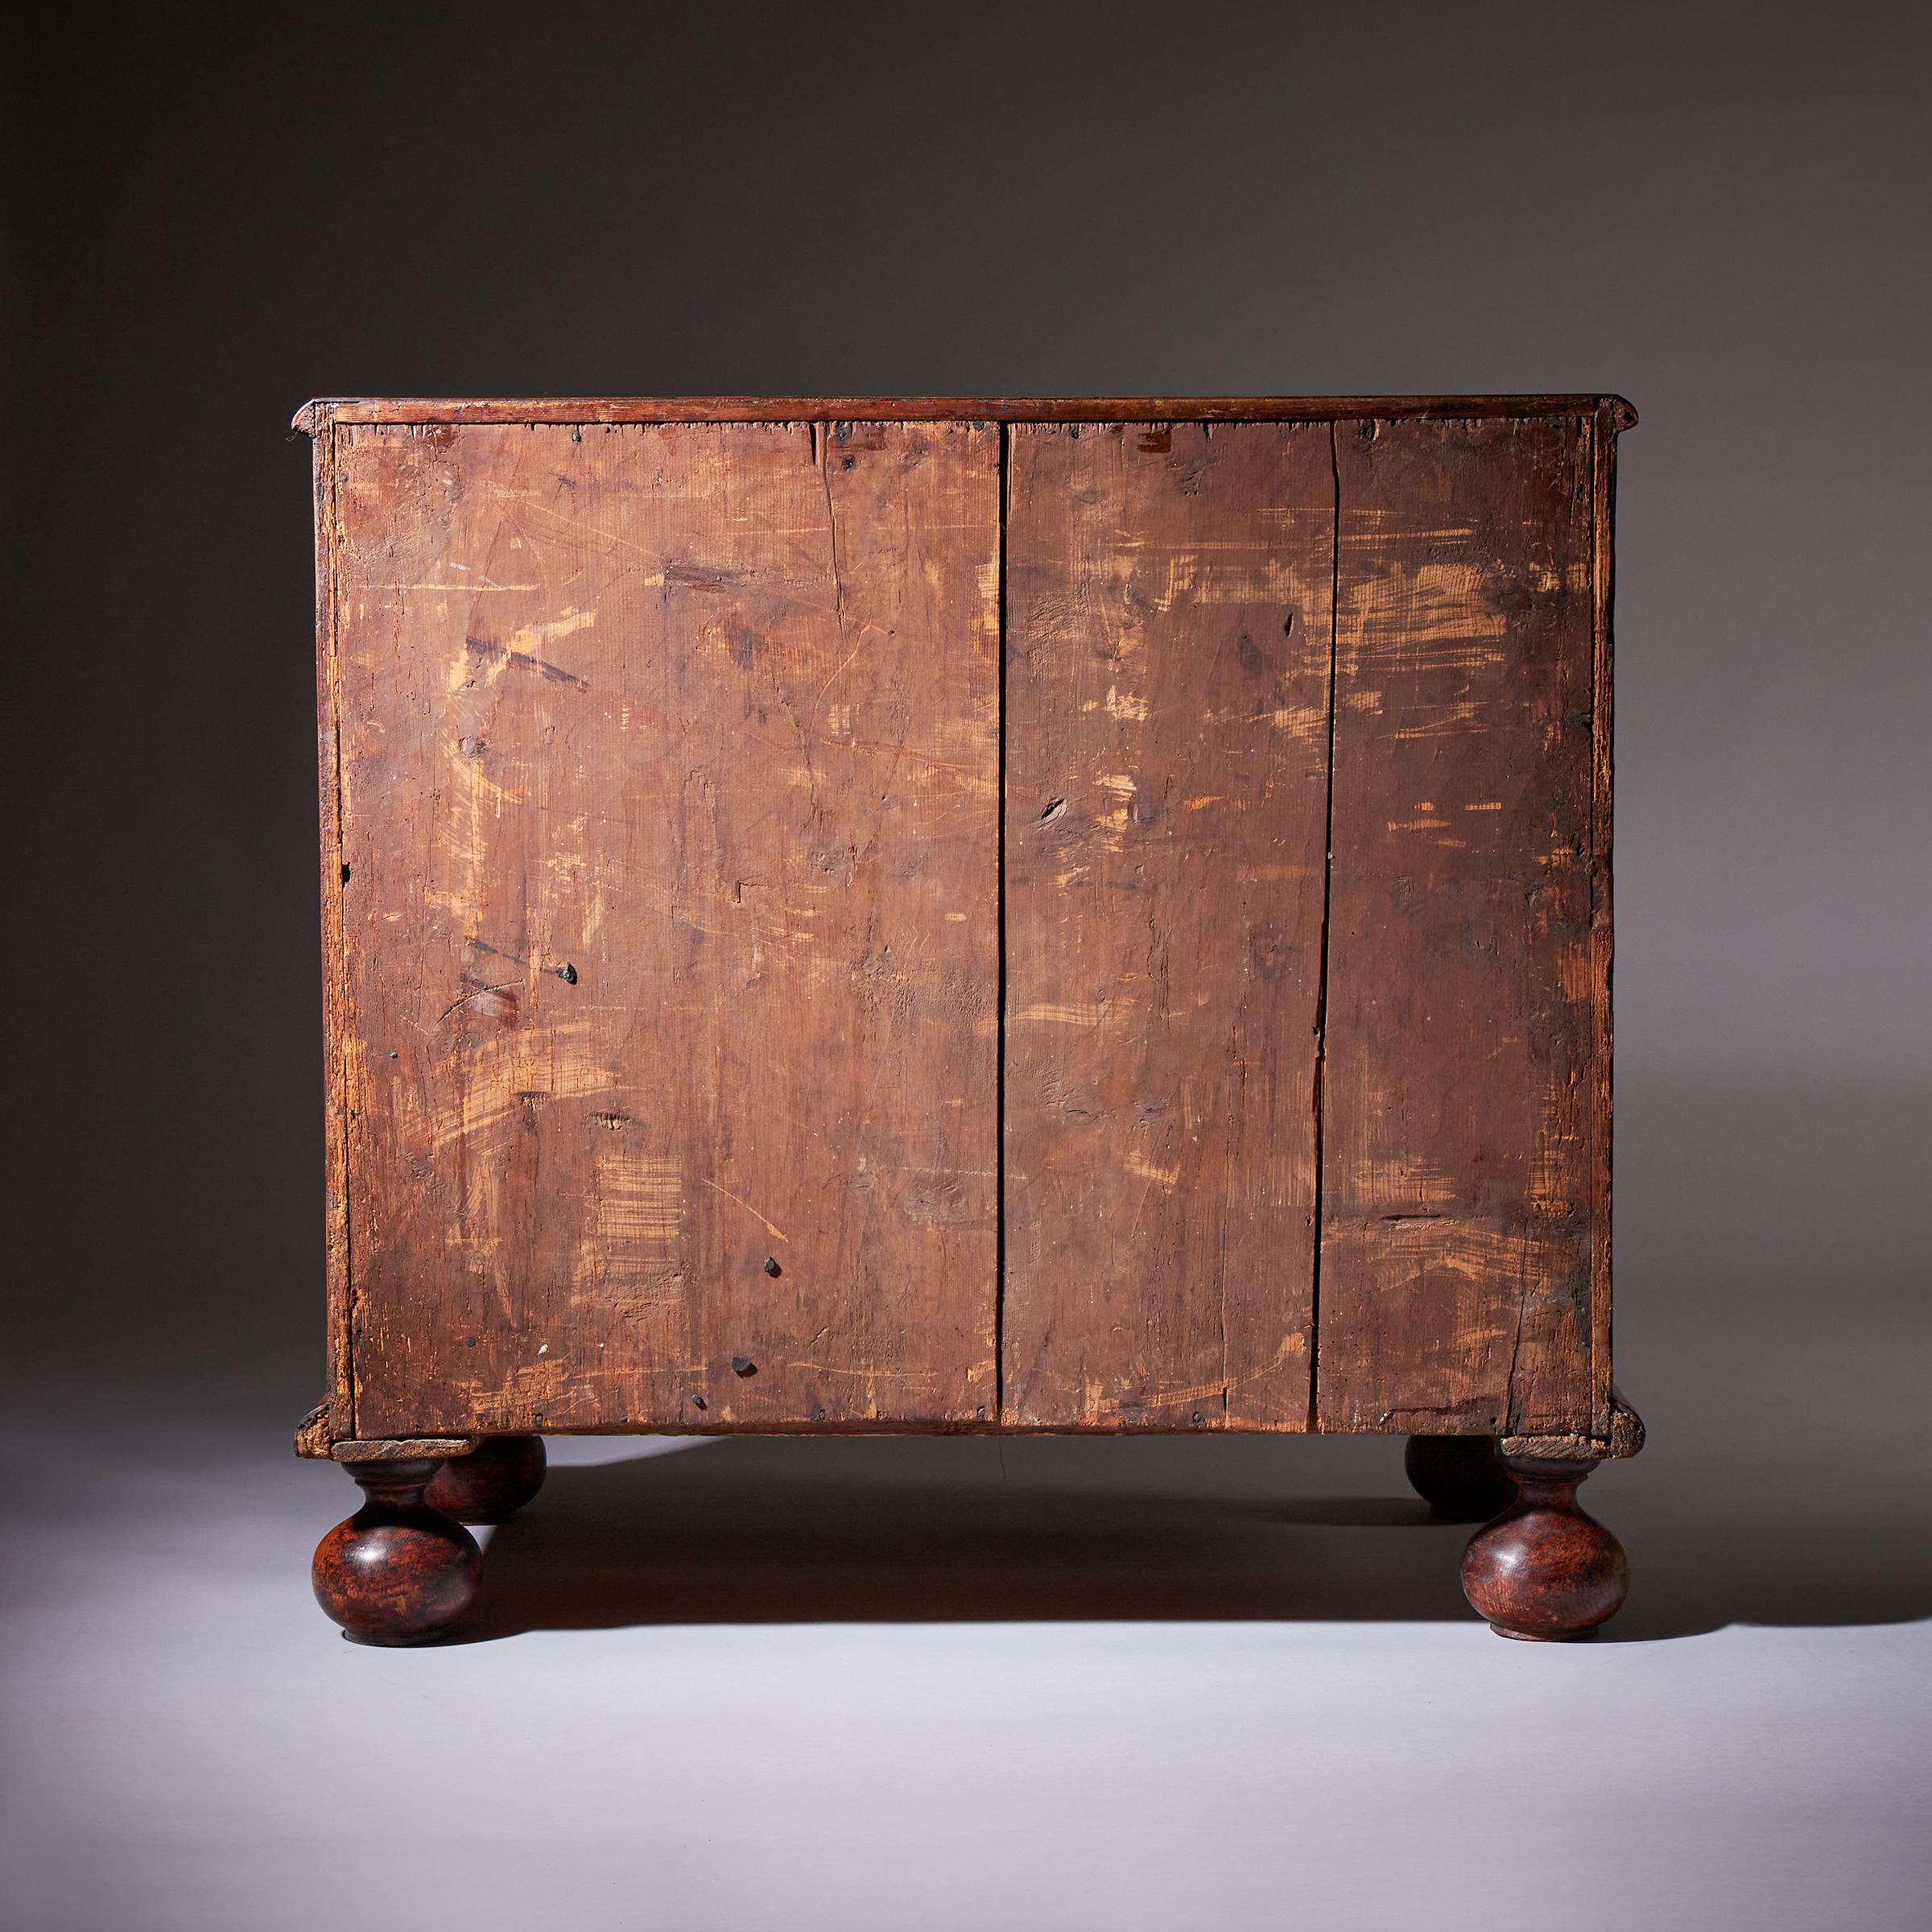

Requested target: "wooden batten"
[{"left": 295, "top": 395, "right": 1637, "bottom": 433}]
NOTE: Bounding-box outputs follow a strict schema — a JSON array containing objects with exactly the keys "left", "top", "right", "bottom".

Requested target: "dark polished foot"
[
  {"left": 424, "top": 1435, "right": 547, "bottom": 1525},
  {"left": 1403, "top": 1434, "right": 1514, "bottom": 1521},
  {"left": 312, "top": 1457, "right": 481, "bottom": 1645},
  {"left": 1460, "top": 1455, "right": 1629, "bottom": 1641}
]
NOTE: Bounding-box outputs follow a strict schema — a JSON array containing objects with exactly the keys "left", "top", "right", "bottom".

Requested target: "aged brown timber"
[
  {"left": 1316, "top": 415, "right": 1598, "bottom": 1436},
  {"left": 1002, "top": 423, "right": 1334, "bottom": 1429},
  {"left": 1587, "top": 402, "right": 1619, "bottom": 1440},
  {"left": 312, "top": 423, "right": 355, "bottom": 1443},
  {"left": 328, "top": 419, "right": 1001, "bottom": 1435},
  {"left": 299, "top": 395, "right": 1640, "bottom": 1641},
  {"left": 298, "top": 398, "right": 1637, "bottom": 431}
]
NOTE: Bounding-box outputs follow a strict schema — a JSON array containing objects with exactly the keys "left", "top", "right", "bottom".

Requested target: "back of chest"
[{"left": 297, "top": 395, "right": 1641, "bottom": 1647}]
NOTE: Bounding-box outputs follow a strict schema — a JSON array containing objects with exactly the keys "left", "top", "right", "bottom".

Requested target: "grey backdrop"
[
  {"left": 5, "top": 6, "right": 1928, "bottom": 1928},
  {"left": 8, "top": 3, "right": 1929, "bottom": 1404}
]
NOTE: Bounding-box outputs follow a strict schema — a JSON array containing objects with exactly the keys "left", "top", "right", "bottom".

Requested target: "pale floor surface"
[{"left": 6, "top": 1364, "right": 1928, "bottom": 1932}]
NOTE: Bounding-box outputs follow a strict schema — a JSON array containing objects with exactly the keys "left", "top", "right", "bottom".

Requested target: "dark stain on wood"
[
  {"left": 1001, "top": 423, "right": 1333, "bottom": 1429},
  {"left": 303, "top": 398, "right": 1629, "bottom": 1454},
  {"left": 1316, "top": 416, "right": 1599, "bottom": 1439},
  {"left": 328, "top": 420, "right": 1001, "bottom": 1435}
]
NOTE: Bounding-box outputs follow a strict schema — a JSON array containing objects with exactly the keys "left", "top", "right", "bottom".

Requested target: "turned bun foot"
[
  {"left": 1460, "top": 1455, "right": 1629, "bottom": 1641},
  {"left": 312, "top": 1457, "right": 481, "bottom": 1645},
  {"left": 424, "top": 1435, "right": 547, "bottom": 1525},
  {"left": 1403, "top": 1433, "right": 1514, "bottom": 1521}
]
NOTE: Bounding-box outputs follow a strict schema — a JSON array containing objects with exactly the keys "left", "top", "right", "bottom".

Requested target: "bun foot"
[
  {"left": 1460, "top": 1455, "right": 1629, "bottom": 1640},
  {"left": 1403, "top": 1433, "right": 1513, "bottom": 1521},
  {"left": 424, "top": 1435, "right": 547, "bottom": 1525},
  {"left": 312, "top": 1457, "right": 481, "bottom": 1645}
]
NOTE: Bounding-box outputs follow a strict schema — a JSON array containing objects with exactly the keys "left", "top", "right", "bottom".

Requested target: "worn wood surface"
[
  {"left": 312, "top": 427, "right": 355, "bottom": 1445},
  {"left": 330, "top": 420, "right": 1001, "bottom": 1435},
  {"left": 307, "top": 398, "right": 1625, "bottom": 1448},
  {"left": 299, "top": 396, "right": 1636, "bottom": 432},
  {"left": 333, "top": 1438, "right": 481, "bottom": 1462},
  {"left": 1316, "top": 415, "right": 1598, "bottom": 1437},
  {"left": 1505, "top": 1387, "right": 1645, "bottom": 1463},
  {"left": 1002, "top": 423, "right": 1334, "bottom": 1428},
  {"left": 1587, "top": 402, "right": 1620, "bottom": 1440}
]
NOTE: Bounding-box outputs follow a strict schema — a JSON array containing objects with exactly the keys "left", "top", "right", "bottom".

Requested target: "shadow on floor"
[
  {"left": 463, "top": 1435, "right": 1473, "bottom": 1637},
  {"left": 459, "top": 1418, "right": 1932, "bottom": 1644}
]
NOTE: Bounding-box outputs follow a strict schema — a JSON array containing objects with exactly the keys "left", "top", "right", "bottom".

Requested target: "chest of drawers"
[{"left": 295, "top": 396, "right": 1641, "bottom": 1644}]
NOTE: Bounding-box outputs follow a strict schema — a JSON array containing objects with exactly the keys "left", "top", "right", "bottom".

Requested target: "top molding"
[{"left": 295, "top": 395, "right": 1637, "bottom": 435}]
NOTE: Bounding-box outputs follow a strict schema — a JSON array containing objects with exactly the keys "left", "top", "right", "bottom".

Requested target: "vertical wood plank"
[
  {"left": 1002, "top": 422, "right": 1334, "bottom": 1429},
  {"left": 313, "top": 421, "right": 355, "bottom": 1439},
  {"left": 1318, "top": 415, "right": 1596, "bottom": 1435},
  {"left": 331, "top": 420, "right": 1001, "bottom": 1433},
  {"left": 1588, "top": 404, "right": 1619, "bottom": 1439}
]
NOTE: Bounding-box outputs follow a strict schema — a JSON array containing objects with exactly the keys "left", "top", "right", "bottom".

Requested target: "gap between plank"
[{"left": 994, "top": 423, "right": 1009, "bottom": 1424}]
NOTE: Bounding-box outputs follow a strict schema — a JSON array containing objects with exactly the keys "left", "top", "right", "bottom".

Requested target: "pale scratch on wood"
[
  {"left": 780, "top": 1361, "right": 937, "bottom": 1382},
  {"left": 589, "top": 1150, "right": 683, "bottom": 1265},
  {"left": 1014, "top": 1001, "right": 1116, "bottom": 1026},
  {"left": 700, "top": 1175, "right": 791, "bottom": 1244}
]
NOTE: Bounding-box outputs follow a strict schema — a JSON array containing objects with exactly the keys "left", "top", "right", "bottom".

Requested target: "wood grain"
[
  {"left": 311, "top": 1458, "right": 481, "bottom": 1645},
  {"left": 312, "top": 423, "right": 355, "bottom": 1441},
  {"left": 303, "top": 398, "right": 1629, "bottom": 1452},
  {"left": 1316, "top": 415, "right": 1597, "bottom": 1436},
  {"left": 329, "top": 419, "right": 1001, "bottom": 1435},
  {"left": 1460, "top": 1455, "right": 1630, "bottom": 1639},
  {"left": 1587, "top": 402, "right": 1620, "bottom": 1440},
  {"left": 1002, "top": 423, "right": 1335, "bottom": 1428},
  {"left": 299, "top": 397, "right": 1637, "bottom": 431}
]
